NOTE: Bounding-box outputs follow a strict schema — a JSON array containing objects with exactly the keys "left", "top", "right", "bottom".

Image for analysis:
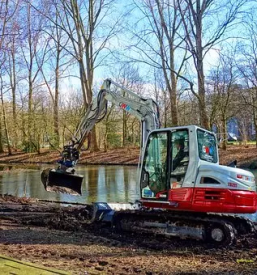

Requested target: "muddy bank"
[
  {"left": 0, "top": 145, "right": 257, "bottom": 169},
  {"left": 1, "top": 195, "right": 257, "bottom": 274},
  {"left": 0, "top": 148, "right": 139, "bottom": 166}
]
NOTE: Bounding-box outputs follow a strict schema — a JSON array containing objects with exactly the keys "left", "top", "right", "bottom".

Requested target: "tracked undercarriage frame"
[{"left": 91, "top": 202, "right": 256, "bottom": 246}]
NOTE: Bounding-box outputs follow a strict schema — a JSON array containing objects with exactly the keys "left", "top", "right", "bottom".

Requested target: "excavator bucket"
[{"left": 41, "top": 168, "right": 83, "bottom": 195}]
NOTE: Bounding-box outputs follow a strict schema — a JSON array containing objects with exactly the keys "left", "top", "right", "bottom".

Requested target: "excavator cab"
[
  {"left": 140, "top": 125, "right": 256, "bottom": 214},
  {"left": 140, "top": 127, "right": 191, "bottom": 199},
  {"left": 140, "top": 125, "right": 219, "bottom": 200}
]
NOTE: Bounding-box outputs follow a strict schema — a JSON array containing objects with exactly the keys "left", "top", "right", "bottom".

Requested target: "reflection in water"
[
  {"left": 0, "top": 165, "right": 138, "bottom": 204},
  {"left": 0, "top": 164, "right": 256, "bottom": 221}
]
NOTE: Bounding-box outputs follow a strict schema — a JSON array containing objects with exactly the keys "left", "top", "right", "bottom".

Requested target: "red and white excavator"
[{"left": 41, "top": 79, "right": 257, "bottom": 246}]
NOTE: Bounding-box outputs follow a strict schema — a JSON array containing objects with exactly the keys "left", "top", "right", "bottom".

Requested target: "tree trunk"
[
  {"left": 194, "top": 1, "right": 209, "bottom": 129},
  {"left": 78, "top": 61, "right": 88, "bottom": 108},
  {"left": 196, "top": 28, "right": 209, "bottom": 130},
  {"left": 253, "top": 103, "right": 257, "bottom": 148},
  {"left": 198, "top": 74, "right": 209, "bottom": 129},
  {"left": 170, "top": 84, "right": 178, "bottom": 125},
  {"left": 2, "top": 106, "right": 12, "bottom": 155},
  {"left": 123, "top": 110, "right": 128, "bottom": 147},
  {"left": 221, "top": 115, "right": 227, "bottom": 151},
  {"left": 0, "top": 86, "right": 11, "bottom": 155},
  {"left": 10, "top": 47, "right": 17, "bottom": 149},
  {"left": 104, "top": 125, "right": 108, "bottom": 152},
  {"left": 170, "top": 47, "right": 178, "bottom": 126},
  {"left": 0, "top": 111, "right": 4, "bottom": 153},
  {"left": 53, "top": 49, "right": 60, "bottom": 148},
  {"left": 90, "top": 127, "right": 99, "bottom": 152},
  {"left": 254, "top": 122, "right": 257, "bottom": 148},
  {"left": 28, "top": 79, "right": 33, "bottom": 152},
  {"left": 37, "top": 133, "right": 41, "bottom": 154},
  {"left": 164, "top": 91, "right": 167, "bottom": 128}
]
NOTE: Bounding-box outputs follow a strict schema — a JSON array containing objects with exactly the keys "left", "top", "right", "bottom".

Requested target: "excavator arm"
[{"left": 41, "top": 79, "right": 160, "bottom": 195}]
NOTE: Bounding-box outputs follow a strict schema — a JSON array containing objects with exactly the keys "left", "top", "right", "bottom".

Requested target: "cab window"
[{"left": 197, "top": 129, "right": 217, "bottom": 163}]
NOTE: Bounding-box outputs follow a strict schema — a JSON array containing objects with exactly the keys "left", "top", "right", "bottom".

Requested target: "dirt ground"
[
  {"left": 1, "top": 195, "right": 257, "bottom": 275},
  {"left": 0, "top": 146, "right": 257, "bottom": 274},
  {"left": 0, "top": 144, "right": 257, "bottom": 167}
]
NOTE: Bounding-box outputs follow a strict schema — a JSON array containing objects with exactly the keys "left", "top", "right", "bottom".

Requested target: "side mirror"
[{"left": 141, "top": 170, "right": 149, "bottom": 188}]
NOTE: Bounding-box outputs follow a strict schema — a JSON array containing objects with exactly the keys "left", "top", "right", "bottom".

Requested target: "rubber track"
[{"left": 113, "top": 209, "right": 255, "bottom": 245}]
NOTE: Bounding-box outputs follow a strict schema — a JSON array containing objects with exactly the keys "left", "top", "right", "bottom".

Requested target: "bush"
[
  {"left": 107, "top": 131, "right": 121, "bottom": 148},
  {"left": 21, "top": 140, "right": 39, "bottom": 153}
]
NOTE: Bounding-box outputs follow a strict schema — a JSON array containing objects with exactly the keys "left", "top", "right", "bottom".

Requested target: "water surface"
[
  {"left": 0, "top": 165, "right": 139, "bottom": 204},
  {"left": 0, "top": 164, "right": 256, "bottom": 221}
]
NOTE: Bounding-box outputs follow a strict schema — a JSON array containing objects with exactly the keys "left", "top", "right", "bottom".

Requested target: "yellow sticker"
[{"left": 237, "top": 259, "right": 254, "bottom": 264}]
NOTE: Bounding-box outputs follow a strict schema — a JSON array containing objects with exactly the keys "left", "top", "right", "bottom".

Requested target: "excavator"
[{"left": 41, "top": 79, "right": 257, "bottom": 246}]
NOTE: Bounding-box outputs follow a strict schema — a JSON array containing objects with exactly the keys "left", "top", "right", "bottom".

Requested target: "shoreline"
[{"left": 0, "top": 145, "right": 256, "bottom": 169}]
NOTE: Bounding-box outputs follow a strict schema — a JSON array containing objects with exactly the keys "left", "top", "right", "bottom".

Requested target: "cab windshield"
[{"left": 197, "top": 129, "right": 218, "bottom": 163}]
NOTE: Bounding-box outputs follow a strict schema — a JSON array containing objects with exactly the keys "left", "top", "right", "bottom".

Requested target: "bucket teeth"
[{"left": 41, "top": 169, "right": 83, "bottom": 196}]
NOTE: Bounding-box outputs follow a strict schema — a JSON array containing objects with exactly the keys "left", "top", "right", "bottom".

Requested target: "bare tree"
[
  {"left": 0, "top": 74, "right": 12, "bottom": 155},
  {"left": 4, "top": 19, "right": 22, "bottom": 150},
  {"left": 178, "top": 0, "right": 246, "bottom": 129},
  {"left": 237, "top": 15, "right": 257, "bottom": 147},
  {"left": 208, "top": 52, "right": 238, "bottom": 150},
  {"left": 20, "top": 3, "right": 49, "bottom": 152},
  {"left": 32, "top": 0, "right": 122, "bottom": 151},
  {"left": 38, "top": 3, "right": 72, "bottom": 149},
  {"left": 0, "top": 0, "right": 20, "bottom": 153},
  {"left": 128, "top": 0, "right": 188, "bottom": 126},
  {"left": 152, "top": 69, "right": 169, "bottom": 127},
  {"left": 0, "top": 0, "right": 19, "bottom": 50}
]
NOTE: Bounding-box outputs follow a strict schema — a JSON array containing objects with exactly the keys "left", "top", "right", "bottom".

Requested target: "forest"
[{"left": 1, "top": 0, "right": 257, "bottom": 155}]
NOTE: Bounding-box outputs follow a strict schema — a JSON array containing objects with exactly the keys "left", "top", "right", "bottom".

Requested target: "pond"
[
  {"left": 0, "top": 164, "right": 256, "bottom": 221},
  {"left": 0, "top": 164, "right": 139, "bottom": 204}
]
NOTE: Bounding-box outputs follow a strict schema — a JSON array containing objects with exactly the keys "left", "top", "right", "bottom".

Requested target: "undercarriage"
[{"left": 91, "top": 202, "right": 256, "bottom": 246}]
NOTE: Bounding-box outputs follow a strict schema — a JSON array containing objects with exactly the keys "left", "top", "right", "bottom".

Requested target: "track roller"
[{"left": 204, "top": 222, "right": 236, "bottom": 246}]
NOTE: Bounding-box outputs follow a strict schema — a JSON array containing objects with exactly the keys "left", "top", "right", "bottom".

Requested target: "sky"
[{"left": 33, "top": 0, "right": 257, "bottom": 100}]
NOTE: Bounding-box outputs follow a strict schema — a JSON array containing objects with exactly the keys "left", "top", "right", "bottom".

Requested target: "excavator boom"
[{"left": 41, "top": 79, "right": 160, "bottom": 195}]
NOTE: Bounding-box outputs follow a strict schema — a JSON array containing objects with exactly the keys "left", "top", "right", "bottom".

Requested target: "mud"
[{"left": 0, "top": 195, "right": 257, "bottom": 274}]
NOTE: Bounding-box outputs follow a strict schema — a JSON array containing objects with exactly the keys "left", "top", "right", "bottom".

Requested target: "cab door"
[
  {"left": 168, "top": 129, "right": 195, "bottom": 208},
  {"left": 140, "top": 131, "right": 169, "bottom": 200},
  {"left": 170, "top": 129, "right": 189, "bottom": 189}
]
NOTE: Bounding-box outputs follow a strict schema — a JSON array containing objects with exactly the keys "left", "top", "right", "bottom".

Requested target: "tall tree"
[
  {"left": 208, "top": 53, "right": 238, "bottom": 150},
  {"left": 0, "top": 0, "right": 20, "bottom": 152},
  {"left": 0, "top": 73, "right": 11, "bottom": 154},
  {"left": 38, "top": 3, "right": 72, "bottom": 149},
  {"left": 129, "top": 0, "right": 188, "bottom": 126},
  {"left": 178, "top": 0, "right": 246, "bottom": 129},
  {"left": 4, "top": 20, "right": 21, "bottom": 150},
  {"left": 20, "top": 2, "right": 48, "bottom": 152},
  {"left": 35, "top": 0, "right": 122, "bottom": 151},
  {"left": 237, "top": 14, "right": 257, "bottom": 147}
]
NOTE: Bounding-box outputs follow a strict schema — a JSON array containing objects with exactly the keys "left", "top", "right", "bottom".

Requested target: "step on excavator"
[{"left": 41, "top": 79, "right": 257, "bottom": 246}]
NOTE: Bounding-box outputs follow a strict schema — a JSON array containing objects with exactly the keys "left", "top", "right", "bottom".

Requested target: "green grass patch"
[
  {"left": 0, "top": 255, "right": 70, "bottom": 275},
  {"left": 227, "top": 141, "right": 256, "bottom": 146}
]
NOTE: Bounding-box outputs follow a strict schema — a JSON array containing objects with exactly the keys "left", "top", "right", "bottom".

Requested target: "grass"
[
  {"left": 227, "top": 141, "right": 257, "bottom": 146},
  {"left": 0, "top": 255, "right": 70, "bottom": 275}
]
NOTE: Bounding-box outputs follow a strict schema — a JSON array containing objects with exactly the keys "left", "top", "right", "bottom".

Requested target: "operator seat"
[{"left": 170, "top": 148, "right": 189, "bottom": 189}]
